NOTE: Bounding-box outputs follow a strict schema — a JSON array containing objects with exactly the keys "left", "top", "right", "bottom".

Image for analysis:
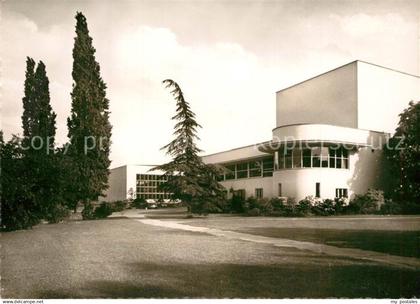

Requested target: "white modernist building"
[
  {"left": 101, "top": 165, "right": 169, "bottom": 202},
  {"left": 103, "top": 60, "right": 419, "bottom": 202},
  {"left": 202, "top": 60, "right": 420, "bottom": 201}
]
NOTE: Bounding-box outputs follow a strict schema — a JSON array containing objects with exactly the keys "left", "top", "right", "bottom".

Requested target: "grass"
[
  {"left": 2, "top": 214, "right": 419, "bottom": 298},
  {"left": 235, "top": 227, "right": 420, "bottom": 258}
]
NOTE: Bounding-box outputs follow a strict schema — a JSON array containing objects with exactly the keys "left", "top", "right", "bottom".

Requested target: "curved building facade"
[{"left": 202, "top": 60, "right": 420, "bottom": 201}]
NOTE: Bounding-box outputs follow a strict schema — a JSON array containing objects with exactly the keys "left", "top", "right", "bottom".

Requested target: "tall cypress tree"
[
  {"left": 21, "top": 57, "right": 36, "bottom": 147},
  {"left": 153, "top": 80, "right": 225, "bottom": 214},
  {"left": 67, "top": 12, "right": 112, "bottom": 209},
  {"left": 21, "top": 59, "right": 58, "bottom": 216}
]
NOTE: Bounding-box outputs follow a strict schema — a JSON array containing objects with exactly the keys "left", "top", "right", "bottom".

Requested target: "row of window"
[
  {"left": 136, "top": 193, "right": 172, "bottom": 200},
  {"left": 136, "top": 173, "right": 170, "bottom": 200},
  {"left": 278, "top": 147, "right": 349, "bottom": 169},
  {"left": 136, "top": 174, "right": 167, "bottom": 181},
  {"left": 218, "top": 157, "right": 274, "bottom": 181},
  {"left": 232, "top": 185, "right": 349, "bottom": 199}
]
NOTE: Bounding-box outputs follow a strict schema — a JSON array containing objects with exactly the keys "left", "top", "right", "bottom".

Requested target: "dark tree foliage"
[
  {"left": 153, "top": 80, "right": 225, "bottom": 214},
  {"left": 1, "top": 59, "right": 60, "bottom": 230},
  {"left": 1, "top": 135, "right": 40, "bottom": 230},
  {"left": 66, "top": 12, "right": 112, "bottom": 210},
  {"left": 383, "top": 101, "right": 420, "bottom": 210}
]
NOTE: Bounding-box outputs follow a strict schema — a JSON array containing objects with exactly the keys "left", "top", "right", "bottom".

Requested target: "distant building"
[
  {"left": 202, "top": 60, "right": 420, "bottom": 201},
  {"left": 101, "top": 165, "right": 170, "bottom": 202},
  {"left": 103, "top": 60, "right": 420, "bottom": 202}
]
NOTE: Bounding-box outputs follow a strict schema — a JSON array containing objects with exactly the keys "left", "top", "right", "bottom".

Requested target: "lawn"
[
  {"left": 1, "top": 213, "right": 419, "bottom": 298},
  {"left": 233, "top": 227, "right": 420, "bottom": 258}
]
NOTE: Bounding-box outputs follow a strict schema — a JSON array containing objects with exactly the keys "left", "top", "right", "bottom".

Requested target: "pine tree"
[
  {"left": 153, "top": 80, "right": 225, "bottom": 214},
  {"left": 67, "top": 12, "right": 112, "bottom": 210}
]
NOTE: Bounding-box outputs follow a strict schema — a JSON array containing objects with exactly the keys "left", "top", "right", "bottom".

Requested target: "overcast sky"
[{"left": 1, "top": 0, "right": 419, "bottom": 167}]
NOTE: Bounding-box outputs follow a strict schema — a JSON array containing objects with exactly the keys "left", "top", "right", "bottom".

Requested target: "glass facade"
[
  {"left": 136, "top": 174, "right": 171, "bottom": 200},
  {"left": 218, "top": 156, "right": 274, "bottom": 181},
  {"left": 278, "top": 146, "right": 349, "bottom": 170}
]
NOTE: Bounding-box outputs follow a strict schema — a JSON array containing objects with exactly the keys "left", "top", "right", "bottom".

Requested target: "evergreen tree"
[
  {"left": 67, "top": 12, "right": 112, "bottom": 210},
  {"left": 383, "top": 100, "right": 420, "bottom": 212},
  {"left": 153, "top": 80, "right": 225, "bottom": 214},
  {"left": 20, "top": 58, "right": 58, "bottom": 218},
  {"left": 21, "top": 57, "right": 36, "bottom": 146}
]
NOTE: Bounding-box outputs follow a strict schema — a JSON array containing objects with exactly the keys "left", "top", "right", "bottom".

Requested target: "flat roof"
[{"left": 276, "top": 60, "right": 420, "bottom": 94}]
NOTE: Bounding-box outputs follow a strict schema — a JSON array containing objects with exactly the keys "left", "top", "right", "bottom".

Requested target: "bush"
[
  {"left": 380, "top": 199, "right": 402, "bottom": 215},
  {"left": 247, "top": 208, "right": 261, "bottom": 216},
  {"left": 45, "top": 204, "right": 70, "bottom": 223},
  {"left": 111, "top": 200, "right": 127, "bottom": 212},
  {"left": 348, "top": 189, "right": 384, "bottom": 214},
  {"left": 1, "top": 202, "right": 40, "bottom": 231},
  {"left": 94, "top": 202, "right": 114, "bottom": 219},
  {"left": 312, "top": 199, "right": 335, "bottom": 216},
  {"left": 296, "top": 197, "right": 313, "bottom": 216},
  {"left": 333, "top": 197, "right": 348, "bottom": 214},
  {"left": 81, "top": 203, "right": 95, "bottom": 220},
  {"left": 229, "top": 195, "right": 246, "bottom": 213},
  {"left": 132, "top": 197, "right": 147, "bottom": 209}
]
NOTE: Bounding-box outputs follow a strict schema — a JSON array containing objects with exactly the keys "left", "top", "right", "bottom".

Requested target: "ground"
[{"left": 1, "top": 208, "right": 419, "bottom": 298}]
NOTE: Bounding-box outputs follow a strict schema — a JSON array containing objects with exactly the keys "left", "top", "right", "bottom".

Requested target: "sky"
[{"left": 1, "top": 0, "right": 419, "bottom": 167}]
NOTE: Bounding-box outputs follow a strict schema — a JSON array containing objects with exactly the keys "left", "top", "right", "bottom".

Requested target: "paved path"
[{"left": 135, "top": 217, "right": 420, "bottom": 270}]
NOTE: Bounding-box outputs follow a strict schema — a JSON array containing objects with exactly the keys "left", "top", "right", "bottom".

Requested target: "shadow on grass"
[
  {"left": 236, "top": 228, "right": 420, "bottom": 258},
  {"left": 37, "top": 262, "right": 420, "bottom": 298}
]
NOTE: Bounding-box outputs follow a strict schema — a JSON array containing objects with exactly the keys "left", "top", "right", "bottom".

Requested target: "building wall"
[
  {"left": 357, "top": 61, "right": 420, "bottom": 134},
  {"left": 219, "top": 176, "right": 274, "bottom": 199},
  {"left": 101, "top": 165, "right": 127, "bottom": 202},
  {"left": 275, "top": 62, "right": 358, "bottom": 128},
  {"left": 271, "top": 147, "right": 383, "bottom": 201}
]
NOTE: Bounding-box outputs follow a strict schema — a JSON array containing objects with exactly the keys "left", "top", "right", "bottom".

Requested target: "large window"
[
  {"left": 136, "top": 174, "right": 171, "bottom": 200},
  {"left": 236, "top": 163, "right": 248, "bottom": 179},
  {"left": 336, "top": 188, "right": 348, "bottom": 198},
  {"left": 218, "top": 156, "right": 274, "bottom": 181},
  {"left": 249, "top": 160, "right": 262, "bottom": 177},
  {"left": 278, "top": 145, "right": 349, "bottom": 170}
]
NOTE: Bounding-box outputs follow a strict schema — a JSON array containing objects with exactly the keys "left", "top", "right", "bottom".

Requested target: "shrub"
[
  {"left": 81, "top": 203, "right": 95, "bottom": 220},
  {"left": 112, "top": 200, "right": 127, "bottom": 212},
  {"left": 296, "top": 197, "right": 313, "bottom": 216},
  {"left": 45, "top": 204, "right": 70, "bottom": 223},
  {"left": 94, "top": 202, "right": 113, "bottom": 219},
  {"left": 1, "top": 202, "right": 40, "bottom": 231},
  {"left": 348, "top": 189, "right": 384, "bottom": 214},
  {"left": 229, "top": 195, "right": 245, "bottom": 213},
  {"left": 245, "top": 196, "right": 258, "bottom": 211},
  {"left": 380, "top": 199, "right": 402, "bottom": 215},
  {"left": 132, "top": 197, "right": 147, "bottom": 209},
  {"left": 256, "top": 198, "right": 273, "bottom": 214},
  {"left": 312, "top": 199, "right": 335, "bottom": 216},
  {"left": 333, "top": 197, "right": 348, "bottom": 214},
  {"left": 270, "top": 197, "right": 285, "bottom": 211},
  {"left": 247, "top": 208, "right": 261, "bottom": 216}
]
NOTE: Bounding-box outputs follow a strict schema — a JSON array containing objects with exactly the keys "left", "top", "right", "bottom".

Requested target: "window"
[
  {"left": 336, "top": 188, "right": 348, "bottom": 198},
  {"left": 293, "top": 149, "right": 302, "bottom": 168},
  {"left": 236, "top": 163, "right": 248, "bottom": 179},
  {"left": 249, "top": 160, "right": 262, "bottom": 177},
  {"left": 234, "top": 189, "right": 246, "bottom": 200},
  {"left": 285, "top": 149, "right": 293, "bottom": 168},
  {"left": 312, "top": 147, "right": 321, "bottom": 167},
  {"left": 278, "top": 183, "right": 282, "bottom": 197},
  {"left": 255, "top": 188, "right": 263, "bottom": 199},
  {"left": 262, "top": 157, "right": 274, "bottom": 177},
  {"left": 302, "top": 148, "right": 311, "bottom": 167},
  {"left": 225, "top": 164, "right": 235, "bottom": 180},
  {"left": 278, "top": 150, "right": 285, "bottom": 169},
  {"left": 315, "top": 182, "right": 321, "bottom": 198}
]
